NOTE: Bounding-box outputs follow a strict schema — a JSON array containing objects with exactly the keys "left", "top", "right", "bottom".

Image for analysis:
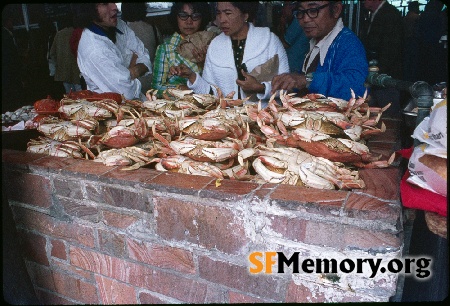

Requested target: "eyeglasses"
[
  {"left": 177, "top": 12, "right": 202, "bottom": 21},
  {"left": 293, "top": 3, "right": 331, "bottom": 20}
]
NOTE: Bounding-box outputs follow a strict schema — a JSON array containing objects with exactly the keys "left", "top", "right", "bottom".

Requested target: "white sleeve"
[
  {"left": 83, "top": 47, "right": 142, "bottom": 100},
  {"left": 123, "top": 23, "right": 152, "bottom": 73}
]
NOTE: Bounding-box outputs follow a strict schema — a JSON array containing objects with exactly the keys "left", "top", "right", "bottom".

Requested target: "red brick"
[
  {"left": 102, "top": 166, "right": 160, "bottom": 184},
  {"left": 28, "top": 154, "right": 81, "bottom": 173},
  {"left": 198, "top": 204, "right": 246, "bottom": 254},
  {"left": 359, "top": 168, "right": 401, "bottom": 201},
  {"left": 27, "top": 262, "right": 56, "bottom": 291},
  {"left": 69, "top": 246, "right": 208, "bottom": 303},
  {"left": 229, "top": 291, "right": 273, "bottom": 303},
  {"left": 343, "top": 227, "right": 401, "bottom": 251},
  {"left": 200, "top": 178, "right": 260, "bottom": 201},
  {"left": 51, "top": 260, "right": 94, "bottom": 281},
  {"left": 35, "top": 288, "right": 74, "bottom": 305},
  {"left": 96, "top": 274, "right": 137, "bottom": 304},
  {"left": 304, "top": 221, "right": 344, "bottom": 249},
  {"left": 2, "top": 149, "right": 45, "bottom": 165},
  {"left": 52, "top": 269, "right": 99, "bottom": 304},
  {"left": 155, "top": 198, "right": 198, "bottom": 244},
  {"left": 286, "top": 281, "right": 326, "bottom": 302},
  {"left": 198, "top": 256, "right": 286, "bottom": 301},
  {"left": 12, "top": 206, "right": 95, "bottom": 248},
  {"left": 204, "top": 285, "right": 228, "bottom": 303},
  {"left": 344, "top": 193, "right": 400, "bottom": 223},
  {"left": 98, "top": 229, "right": 127, "bottom": 258},
  {"left": 18, "top": 230, "right": 49, "bottom": 265},
  {"left": 270, "top": 215, "right": 307, "bottom": 242},
  {"left": 51, "top": 239, "right": 67, "bottom": 260},
  {"left": 85, "top": 184, "right": 151, "bottom": 212},
  {"left": 62, "top": 158, "right": 115, "bottom": 176},
  {"left": 139, "top": 291, "right": 168, "bottom": 304},
  {"left": 155, "top": 198, "right": 247, "bottom": 254},
  {"left": 5, "top": 171, "right": 52, "bottom": 208},
  {"left": 57, "top": 197, "right": 100, "bottom": 222},
  {"left": 127, "top": 238, "right": 195, "bottom": 274},
  {"left": 53, "top": 178, "right": 83, "bottom": 199},
  {"left": 102, "top": 210, "right": 139, "bottom": 228},
  {"left": 136, "top": 268, "right": 208, "bottom": 303},
  {"left": 147, "top": 171, "right": 213, "bottom": 196},
  {"left": 270, "top": 184, "right": 348, "bottom": 210}
]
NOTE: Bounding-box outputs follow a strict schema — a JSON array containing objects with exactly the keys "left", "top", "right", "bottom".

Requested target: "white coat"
[
  {"left": 77, "top": 19, "right": 151, "bottom": 101},
  {"left": 188, "top": 23, "right": 289, "bottom": 100}
]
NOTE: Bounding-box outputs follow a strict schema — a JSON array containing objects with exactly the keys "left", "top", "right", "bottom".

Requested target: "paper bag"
[
  {"left": 247, "top": 54, "right": 279, "bottom": 83},
  {"left": 244, "top": 54, "right": 279, "bottom": 101},
  {"left": 176, "top": 31, "right": 217, "bottom": 63}
]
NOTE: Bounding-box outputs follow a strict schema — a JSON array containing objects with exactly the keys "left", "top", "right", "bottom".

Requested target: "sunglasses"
[
  {"left": 177, "top": 12, "right": 202, "bottom": 21},
  {"left": 293, "top": 3, "right": 331, "bottom": 20}
]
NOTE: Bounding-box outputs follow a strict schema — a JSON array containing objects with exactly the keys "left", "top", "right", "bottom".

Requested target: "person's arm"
[
  {"left": 123, "top": 22, "right": 151, "bottom": 77},
  {"left": 80, "top": 44, "right": 142, "bottom": 100},
  {"left": 187, "top": 51, "right": 217, "bottom": 95},
  {"left": 309, "top": 33, "right": 368, "bottom": 100},
  {"left": 151, "top": 44, "right": 171, "bottom": 95}
]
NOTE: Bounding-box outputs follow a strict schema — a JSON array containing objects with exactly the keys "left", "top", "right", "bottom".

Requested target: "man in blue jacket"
[{"left": 271, "top": 1, "right": 368, "bottom": 100}]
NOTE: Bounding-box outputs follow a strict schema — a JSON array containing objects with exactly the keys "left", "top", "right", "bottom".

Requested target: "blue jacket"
[{"left": 308, "top": 27, "right": 368, "bottom": 100}]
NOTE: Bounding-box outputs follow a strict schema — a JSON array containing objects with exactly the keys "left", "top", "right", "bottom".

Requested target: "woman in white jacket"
[{"left": 171, "top": 2, "right": 289, "bottom": 101}]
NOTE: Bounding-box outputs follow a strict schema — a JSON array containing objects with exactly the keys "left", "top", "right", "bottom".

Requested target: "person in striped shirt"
[{"left": 151, "top": 2, "right": 212, "bottom": 98}]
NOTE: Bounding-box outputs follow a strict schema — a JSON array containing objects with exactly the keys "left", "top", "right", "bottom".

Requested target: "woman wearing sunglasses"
[
  {"left": 151, "top": 2, "right": 212, "bottom": 98},
  {"left": 171, "top": 2, "right": 289, "bottom": 101}
]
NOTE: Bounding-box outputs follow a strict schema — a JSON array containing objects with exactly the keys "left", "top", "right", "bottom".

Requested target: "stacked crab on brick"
[{"left": 144, "top": 88, "right": 252, "bottom": 179}]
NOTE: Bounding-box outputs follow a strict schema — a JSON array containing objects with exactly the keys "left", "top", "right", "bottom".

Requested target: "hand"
[
  {"left": 128, "top": 53, "right": 148, "bottom": 79},
  {"left": 169, "top": 63, "right": 196, "bottom": 83},
  {"left": 129, "top": 52, "right": 138, "bottom": 68},
  {"left": 271, "top": 73, "right": 307, "bottom": 94},
  {"left": 129, "top": 63, "right": 148, "bottom": 80},
  {"left": 236, "top": 70, "right": 265, "bottom": 94}
]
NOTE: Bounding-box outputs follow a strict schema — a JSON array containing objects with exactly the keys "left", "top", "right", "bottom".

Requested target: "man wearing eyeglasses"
[{"left": 271, "top": 1, "right": 368, "bottom": 101}]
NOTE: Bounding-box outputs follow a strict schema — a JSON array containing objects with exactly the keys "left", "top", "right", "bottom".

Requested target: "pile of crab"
[{"left": 26, "top": 87, "right": 394, "bottom": 190}]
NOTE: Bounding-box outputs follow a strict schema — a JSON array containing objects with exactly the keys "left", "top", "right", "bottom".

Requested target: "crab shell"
[
  {"left": 179, "top": 117, "right": 232, "bottom": 140},
  {"left": 99, "top": 125, "right": 139, "bottom": 148},
  {"left": 238, "top": 146, "right": 365, "bottom": 189},
  {"left": 37, "top": 119, "right": 97, "bottom": 141},
  {"left": 155, "top": 155, "right": 224, "bottom": 179},
  {"left": 27, "top": 136, "right": 94, "bottom": 159},
  {"left": 169, "top": 137, "right": 241, "bottom": 163},
  {"left": 284, "top": 128, "right": 383, "bottom": 165}
]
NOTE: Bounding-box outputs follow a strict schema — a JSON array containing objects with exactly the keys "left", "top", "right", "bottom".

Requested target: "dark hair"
[
  {"left": 121, "top": 2, "right": 147, "bottom": 22},
  {"left": 168, "top": 2, "right": 212, "bottom": 32},
  {"left": 71, "top": 3, "right": 98, "bottom": 28},
  {"left": 329, "top": 1, "right": 342, "bottom": 17},
  {"left": 408, "top": 1, "right": 420, "bottom": 14},
  {"left": 228, "top": 2, "right": 259, "bottom": 23}
]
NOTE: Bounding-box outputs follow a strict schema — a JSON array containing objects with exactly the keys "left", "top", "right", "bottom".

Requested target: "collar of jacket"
[
  {"left": 87, "top": 23, "right": 123, "bottom": 37},
  {"left": 210, "top": 23, "right": 272, "bottom": 68}
]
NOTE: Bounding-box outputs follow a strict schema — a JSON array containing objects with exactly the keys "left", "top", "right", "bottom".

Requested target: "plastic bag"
[{"left": 408, "top": 99, "right": 447, "bottom": 196}]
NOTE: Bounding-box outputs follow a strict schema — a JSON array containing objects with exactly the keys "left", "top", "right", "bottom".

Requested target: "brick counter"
[{"left": 2, "top": 119, "right": 406, "bottom": 303}]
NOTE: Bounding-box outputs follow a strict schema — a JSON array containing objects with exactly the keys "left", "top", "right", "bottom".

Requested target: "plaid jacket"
[{"left": 151, "top": 32, "right": 202, "bottom": 97}]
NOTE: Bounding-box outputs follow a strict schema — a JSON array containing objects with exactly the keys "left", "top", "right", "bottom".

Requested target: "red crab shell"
[
  {"left": 65, "top": 90, "right": 95, "bottom": 100},
  {"left": 66, "top": 90, "right": 123, "bottom": 105},
  {"left": 33, "top": 96, "right": 60, "bottom": 115},
  {"left": 92, "top": 92, "right": 123, "bottom": 104}
]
